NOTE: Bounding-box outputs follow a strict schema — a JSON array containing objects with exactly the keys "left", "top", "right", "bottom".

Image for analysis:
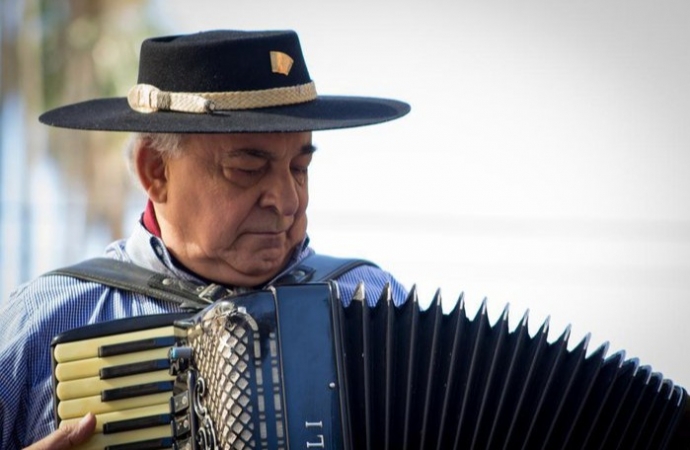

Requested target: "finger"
[{"left": 24, "top": 413, "right": 96, "bottom": 450}]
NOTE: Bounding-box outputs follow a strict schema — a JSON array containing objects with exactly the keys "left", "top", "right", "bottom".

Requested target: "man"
[{"left": 0, "top": 30, "right": 410, "bottom": 448}]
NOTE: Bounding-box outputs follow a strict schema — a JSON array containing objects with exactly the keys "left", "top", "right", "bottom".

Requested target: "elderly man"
[{"left": 0, "top": 30, "right": 410, "bottom": 448}]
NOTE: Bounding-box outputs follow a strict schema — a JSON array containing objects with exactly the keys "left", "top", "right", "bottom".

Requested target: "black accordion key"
[
  {"left": 99, "top": 336, "right": 178, "bottom": 357},
  {"left": 101, "top": 380, "right": 174, "bottom": 402},
  {"left": 102, "top": 413, "right": 172, "bottom": 434},
  {"left": 99, "top": 359, "right": 171, "bottom": 379}
]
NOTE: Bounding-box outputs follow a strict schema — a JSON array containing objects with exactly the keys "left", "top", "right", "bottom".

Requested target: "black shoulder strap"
[
  {"left": 45, "top": 254, "right": 374, "bottom": 309},
  {"left": 273, "top": 253, "right": 377, "bottom": 285},
  {"left": 47, "top": 258, "right": 213, "bottom": 310}
]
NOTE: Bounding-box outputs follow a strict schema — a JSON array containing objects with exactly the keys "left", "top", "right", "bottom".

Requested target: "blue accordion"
[{"left": 51, "top": 282, "right": 689, "bottom": 449}]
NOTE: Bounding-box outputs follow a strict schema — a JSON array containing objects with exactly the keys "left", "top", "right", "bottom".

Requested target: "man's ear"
[{"left": 135, "top": 141, "right": 169, "bottom": 203}]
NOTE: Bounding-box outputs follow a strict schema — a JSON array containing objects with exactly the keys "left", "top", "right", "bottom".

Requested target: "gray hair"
[{"left": 126, "top": 132, "right": 185, "bottom": 176}]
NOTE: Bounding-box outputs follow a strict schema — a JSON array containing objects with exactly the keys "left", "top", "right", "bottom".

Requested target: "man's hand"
[{"left": 24, "top": 413, "right": 96, "bottom": 450}]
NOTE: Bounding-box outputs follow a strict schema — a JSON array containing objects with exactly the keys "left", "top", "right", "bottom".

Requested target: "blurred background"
[{"left": 2, "top": 0, "right": 689, "bottom": 386}]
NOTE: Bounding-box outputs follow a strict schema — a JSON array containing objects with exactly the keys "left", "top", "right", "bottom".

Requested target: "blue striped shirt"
[{"left": 0, "top": 223, "right": 407, "bottom": 448}]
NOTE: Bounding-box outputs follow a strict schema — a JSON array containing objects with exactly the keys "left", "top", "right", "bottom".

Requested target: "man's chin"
[
  {"left": 226, "top": 251, "right": 290, "bottom": 285},
  {"left": 207, "top": 266, "right": 279, "bottom": 288}
]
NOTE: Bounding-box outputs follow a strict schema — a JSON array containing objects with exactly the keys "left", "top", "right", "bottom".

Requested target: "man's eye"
[
  {"left": 223, "top": 166, "right": 264, "bottom": 185},
  {"left": 237, "top": 168, "right": 262, "bottom": 175},
  {"left": 291, "top": 166, "right": 308, "bottom": 184},
  {"left": 229, "top": 164, "right": 266, "bottom": 176}
]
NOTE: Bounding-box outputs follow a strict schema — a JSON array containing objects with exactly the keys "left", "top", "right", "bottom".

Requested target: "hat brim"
[{"left": 38, "top": 96, "right": 410, "bottom": 133}]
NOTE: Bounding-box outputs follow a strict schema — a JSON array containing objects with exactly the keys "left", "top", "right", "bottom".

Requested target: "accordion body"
[{"left": 51, "top": 282, "right": 690, "bottom": 449}]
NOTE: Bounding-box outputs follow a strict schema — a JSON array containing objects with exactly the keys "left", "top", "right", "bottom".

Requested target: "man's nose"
[{"left": 259, "top": 168, "right": 300, "bottom": 216}]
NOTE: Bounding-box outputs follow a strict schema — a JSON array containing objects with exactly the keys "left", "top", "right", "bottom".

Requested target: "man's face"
[{"left": 154, "top": 132, "right": 314, "bottom": 287}]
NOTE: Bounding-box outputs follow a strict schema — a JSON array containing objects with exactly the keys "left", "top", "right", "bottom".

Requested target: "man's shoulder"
[
  {"left": 6, "top": 262, "right": 121, "bottom": 335},
  {"left": 288, "top": 252, "right": 378, "bottom": 283},
  {"left": 301, "top": 252, "right": 408, "bottom": 306},
  {"left": 5, "top": 257, "right": 182, "bottom": 344},
  {"left": 10, "top": 263, "right": 115, "bottom": 305}
]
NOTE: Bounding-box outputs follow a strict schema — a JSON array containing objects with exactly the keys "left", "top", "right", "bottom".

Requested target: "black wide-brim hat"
[{"left": 39, "top": 30, "right": 410, "bottom": 133}]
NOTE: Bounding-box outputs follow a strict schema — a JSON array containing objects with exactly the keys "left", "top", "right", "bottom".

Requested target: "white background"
[{"left": 151, "top": 0, "right": 690, "bottom": 386}]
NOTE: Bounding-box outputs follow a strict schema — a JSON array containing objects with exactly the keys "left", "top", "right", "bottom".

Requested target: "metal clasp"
[{"left": 196, "top": 283, "right": 234, "bottom": 303}]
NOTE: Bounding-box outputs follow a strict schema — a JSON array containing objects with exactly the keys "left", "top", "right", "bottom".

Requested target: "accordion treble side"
[{"left": 51, "top": 282, "right": 689, "bottom": 449}]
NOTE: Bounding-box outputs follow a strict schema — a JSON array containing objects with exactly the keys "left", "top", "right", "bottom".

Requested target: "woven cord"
[{"left": 128, "top": 82, "right": 317, "bottom": 114}]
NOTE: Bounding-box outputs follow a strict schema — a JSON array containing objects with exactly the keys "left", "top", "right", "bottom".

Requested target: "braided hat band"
[{"left": 127, "top": 82, "right": 318, "bottom": 114}]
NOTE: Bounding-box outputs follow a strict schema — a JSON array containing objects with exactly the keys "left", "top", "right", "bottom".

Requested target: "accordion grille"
[{"left": 190, "top": 311, "right": 258, "bottom": 448}]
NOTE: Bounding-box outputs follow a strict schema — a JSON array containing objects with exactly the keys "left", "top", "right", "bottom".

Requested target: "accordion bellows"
[
  {"left": 340, "top": 284, "right": 687, "bottom": 449},
  {"left": 51, "top": 282, "right": 689, "bottom": 449}
]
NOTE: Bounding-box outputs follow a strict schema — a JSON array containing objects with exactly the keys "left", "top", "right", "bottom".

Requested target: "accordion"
[{"left": 51, "top": 282, "right": 690, "bottom": 449}]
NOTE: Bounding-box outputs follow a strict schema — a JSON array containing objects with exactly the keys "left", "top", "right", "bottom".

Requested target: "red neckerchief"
[{"left": 142, "top": 200, "right": 162, "bottom": 237}]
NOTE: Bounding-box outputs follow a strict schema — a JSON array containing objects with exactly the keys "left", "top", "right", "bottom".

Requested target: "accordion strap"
[
  {"left": 45, "top": 254, "right": 374, "bottom": 310},
  {"left": 47, "top": 258, "right": 212, "bottom": 310},
  {"left": 273, "top": 254, "right": 377, "bottom": 285}
]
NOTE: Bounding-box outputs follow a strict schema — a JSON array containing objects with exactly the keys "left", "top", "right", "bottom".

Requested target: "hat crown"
[{"left": 137, "top": 30, "right": 311, "bottom": 93}]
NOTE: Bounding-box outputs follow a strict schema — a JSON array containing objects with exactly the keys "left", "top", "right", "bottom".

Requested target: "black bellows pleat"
[{"left": 336, "top": 284, "right": 687, "bottom": 450}]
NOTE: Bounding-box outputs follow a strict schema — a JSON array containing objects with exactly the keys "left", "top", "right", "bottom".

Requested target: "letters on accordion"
[{"left": 51, "top": 283, "right": 690, "bottom": 449}]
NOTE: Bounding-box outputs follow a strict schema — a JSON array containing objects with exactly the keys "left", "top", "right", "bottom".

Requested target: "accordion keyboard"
[{"left": 51, "top": 314, "right": 191, "bottom": 450}]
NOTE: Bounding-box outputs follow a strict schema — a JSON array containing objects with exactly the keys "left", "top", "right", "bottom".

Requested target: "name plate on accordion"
[{"left": 51, "top": 282, "right": 689, "bottom": 449}]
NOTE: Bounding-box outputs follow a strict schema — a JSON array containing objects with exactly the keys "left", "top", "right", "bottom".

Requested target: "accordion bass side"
[{"left": 51, "top": 282, "right": 690, "bottom": 449}]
